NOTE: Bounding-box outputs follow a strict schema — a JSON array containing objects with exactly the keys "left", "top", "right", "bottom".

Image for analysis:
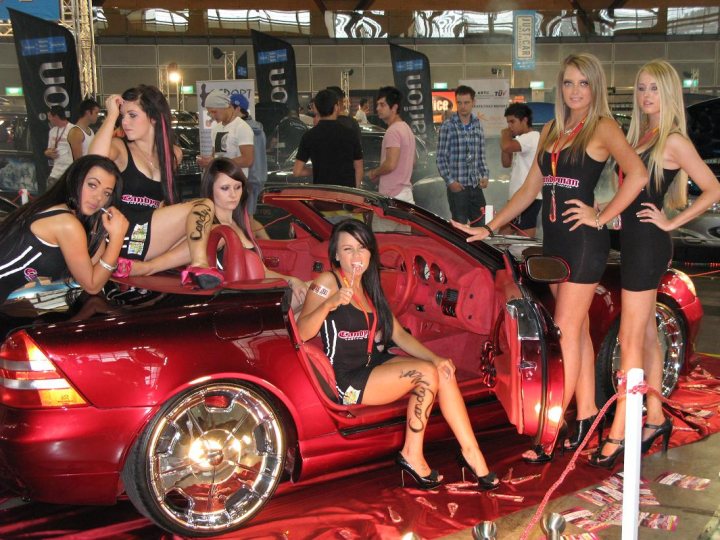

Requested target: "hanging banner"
[
  {"left": 235, "top": 51, "right": 249, "bottom": 79},
  {"left": 1, "top": 0, "right": 59, "bottom": 20},
  {"left": 459, "top": 78, "right": 510, "bottom": 137},
  {"left": 196, "top": 80, "right": 256, "bottom": 157},
  {"left": 389, "top": 43, "right": 434, "bottom": 146},
  {"left": 513, "top": 11, "right": 536, "bottom": 71},
  {"left": 9, "top": 8, "right": 82, "bottom": 191},
  {"left": 251, "top": 30, "right": 299, "bottom": 113}
]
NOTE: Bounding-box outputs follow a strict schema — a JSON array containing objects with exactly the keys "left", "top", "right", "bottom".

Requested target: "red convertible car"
[{"left": 0, "top": 185, "right": 702, "bottom": 537}]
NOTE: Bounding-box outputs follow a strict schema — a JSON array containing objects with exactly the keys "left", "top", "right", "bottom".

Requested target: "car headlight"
[{"left": 669, "top": 268, "right": 696, "bottom": 297}]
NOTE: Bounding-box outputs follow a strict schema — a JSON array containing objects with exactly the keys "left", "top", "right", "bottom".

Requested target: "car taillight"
[{"left": 0, "top": 330, "right": 86, "bottom": 408}]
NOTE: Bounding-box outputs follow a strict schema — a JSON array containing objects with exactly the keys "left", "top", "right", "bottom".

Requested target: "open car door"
[{"left": 489, "top": 251, "right": 564, "bottom": 448}]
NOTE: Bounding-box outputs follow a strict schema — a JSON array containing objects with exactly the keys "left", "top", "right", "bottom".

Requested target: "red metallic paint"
[{"left": 0, "top": 185, "right": 703, "bottom": 536}]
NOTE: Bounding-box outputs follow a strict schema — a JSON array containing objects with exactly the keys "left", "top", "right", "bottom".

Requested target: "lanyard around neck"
[
  {"left": 548, "top": 117, "right": 586, "bottom": 222},
  {"left": 550, "top": 117, "right": 586, "bottom": 177},
  {"left": 339, "top": 269, "right": 377, "bottom": 366},
  {"left": 53, "top": 125, "right": 68, "bottom": 149}
]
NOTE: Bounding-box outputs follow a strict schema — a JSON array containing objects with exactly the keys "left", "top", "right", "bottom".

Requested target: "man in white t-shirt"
[
  {"left": 44, "top": 105, "right": 75, "bottom": 186},
  {"left": 500, "top": 103, "right": 541, "bottom": 237},
  {"left": 197, "top": 89, "right": 254, "bottom": 177},
  {"left": 68, "top": 98, "right": 100, "bottom": 160}
]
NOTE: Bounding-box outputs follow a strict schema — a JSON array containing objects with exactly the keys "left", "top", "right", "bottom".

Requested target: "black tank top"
[
  {"left": 619, "top": 150, "right": 679, "bottom": 291},
  {"left": 119, "top": 139, "right": 162, "bottom": 223},
  {"left": 0, "top": 209, "right": 72, "bottom": 303},
  {"left": 320, "top": 273, "right": 378, "bottom": 376},
  {"left": 538, "top": 147, "right": 610, "bottom": 284}
]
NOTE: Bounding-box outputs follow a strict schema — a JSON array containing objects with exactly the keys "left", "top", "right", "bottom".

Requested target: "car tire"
[
  {"left": 122, "top": 381, "right": 286, "bottom": 537},
  {"left": 595, "top": 302, "right": 686, "bottom": 408}
]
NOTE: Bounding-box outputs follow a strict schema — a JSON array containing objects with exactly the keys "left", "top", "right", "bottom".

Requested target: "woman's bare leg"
[
  {"left": 600, "top": 289, "right": 657, "bottom": 456},
  {"left": 143, "top": 198, "right": 215, "bottom": 268},
  {"left": 553, "top": 281, "right": 599, "bottom": 416},
  {"left": 363, "top": 358, "right": 439, "bottom": 477}
]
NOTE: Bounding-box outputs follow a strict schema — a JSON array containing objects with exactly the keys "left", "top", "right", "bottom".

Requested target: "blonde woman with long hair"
[
  {"left": 453, "top": 53, "right": 648, "bottom": 462},
  {"left": 589, "top": 59, "right": 720, "bottom": 468}
]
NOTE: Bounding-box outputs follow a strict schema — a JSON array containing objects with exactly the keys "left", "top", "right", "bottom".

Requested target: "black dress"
[
  {"left": 538, "top": 147, "right": 610, "bottom": 284},
  {"left": 319, "top": 273, "right": 392, "bottom": 405},
  {"left": 619, "top": 152, "right": 679, "bottom": 291}
]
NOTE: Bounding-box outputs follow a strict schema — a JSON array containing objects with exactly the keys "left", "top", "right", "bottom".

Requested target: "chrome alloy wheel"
[
  {"left": 134, "top": 383, "right": 285, "bottom": 536},
  {"left": 610, "top": 303, "right": 686, "bottom": 397}
]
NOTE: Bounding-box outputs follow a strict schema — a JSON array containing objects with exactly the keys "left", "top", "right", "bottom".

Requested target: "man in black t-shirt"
[{"left": 293, "top": 90, "right": 363, "bottom": 187}]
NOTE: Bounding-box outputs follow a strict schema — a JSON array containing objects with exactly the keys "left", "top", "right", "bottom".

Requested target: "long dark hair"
[
  {"left": 200, "top": 157, "right": 251, "bottom": 237},
  {"left": 0, "top": 155, "right": 123, "bottom": 257},
  {"left": 328, "top": 219, "right": 393, "bottom": 346},
  {"left": 121, "top": 84, "right": 178, "bottom": 204}
]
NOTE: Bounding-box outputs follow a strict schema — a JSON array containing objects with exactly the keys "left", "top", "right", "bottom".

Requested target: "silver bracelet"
[
  {"left": 98, "top": 257, "right": 117, "bottom": 272},
  {"left": 595, "top": 211, "right": 603, "bottom": 231}
]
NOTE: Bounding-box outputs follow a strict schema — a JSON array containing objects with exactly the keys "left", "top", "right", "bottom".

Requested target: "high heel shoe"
[
  {"left": 565, "top": 414, "right": 604, "bottom": 452},
  {"left": 522, "top": 421, "right": 568, "bottom": 464},
  {"left": 395, "top": 452, "right": 442, "bottom": 490},
  {"left": 457, "top": 453, "right": 499, "bottom": 491},
  {"left": 641, "top": 417, "right": 673, "bottom": 454},
  {"left": 181, "top": 266, "right": 223, "bottom": 289},
  {"left": 588, "top": 437, "right": 624, "bottom": 469}
]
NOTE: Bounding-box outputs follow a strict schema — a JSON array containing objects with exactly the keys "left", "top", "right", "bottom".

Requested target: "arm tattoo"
[{"left": 400, "top": 369, "right": 435, "bottom": 433}]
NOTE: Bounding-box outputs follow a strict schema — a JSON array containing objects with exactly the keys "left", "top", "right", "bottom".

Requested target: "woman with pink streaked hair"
[{"left": 90, "top": 85, "right": 222, "bottom": 289}]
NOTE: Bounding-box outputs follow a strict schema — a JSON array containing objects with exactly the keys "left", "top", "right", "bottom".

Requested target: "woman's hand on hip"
[{"left": 637, "top": 202, "right": 673, "bottom": 231}]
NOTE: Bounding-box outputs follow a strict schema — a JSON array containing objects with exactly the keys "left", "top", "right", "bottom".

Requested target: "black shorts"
[
  {"left": 512, "top": 199, "right": 542, "bottom": 230},
  {"left": 119, "top": 209, "right": 155, "bottom": 260},
  {"left": 335, "top": 348, "right": 394, "bottom": 405}
]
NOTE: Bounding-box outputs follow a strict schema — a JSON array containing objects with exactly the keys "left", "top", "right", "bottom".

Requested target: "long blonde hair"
[
  {"left": 628, "top": 59, "right": 688, "bottom": 209},
  {"left": 548, "top": 53, "right": 612, "bottom": 162}
]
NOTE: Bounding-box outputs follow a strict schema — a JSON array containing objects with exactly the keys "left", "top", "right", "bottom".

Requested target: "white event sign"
[{"left": 459, "top": 79, "right": 510, "bottom": 137}]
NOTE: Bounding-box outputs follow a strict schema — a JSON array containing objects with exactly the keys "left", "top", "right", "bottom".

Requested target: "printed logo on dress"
[
  {"left": 121, "top": 194, "right": 161, "bottom": 208},
  {"left": 543, "top": 175, "right": 579, "bottom": 188},
  {"left": 24, "top": 267, "right": 38, "bottom": 281},
  {"left": 338, "top": 330, "right": 369, "bottom": 341}
]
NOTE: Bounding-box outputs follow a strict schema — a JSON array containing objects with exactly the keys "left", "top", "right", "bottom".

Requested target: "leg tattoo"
[
  {"left": 189, "top": 203, "right": 212, "bottom": 242},
  {"left": 401, "top": 369, "right": 435, "bottom": 433}
]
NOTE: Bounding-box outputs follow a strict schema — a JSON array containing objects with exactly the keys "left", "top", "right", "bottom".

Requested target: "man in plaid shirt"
[{"left": 437, "top": 85, "right": 490, "bottom": 225}]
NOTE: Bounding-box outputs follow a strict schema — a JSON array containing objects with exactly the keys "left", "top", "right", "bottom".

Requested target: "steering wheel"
[{"left": 378, "top": 245, "right": 414, "bottom": 313}]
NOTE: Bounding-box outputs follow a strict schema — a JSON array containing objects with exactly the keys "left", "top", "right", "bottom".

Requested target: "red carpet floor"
[{"left": 2, "top": 356, "right": 719, "bottom": 540}]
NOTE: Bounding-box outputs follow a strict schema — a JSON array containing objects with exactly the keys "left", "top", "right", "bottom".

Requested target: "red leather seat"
[{"left": 207, "top": 225, "right": 265, "bottom": 282}]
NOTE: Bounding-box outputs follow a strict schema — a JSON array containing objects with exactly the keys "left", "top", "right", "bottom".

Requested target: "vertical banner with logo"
[
  {"left": 9, "top": 8, "right": 82, "bottom": 191},
  {"left": 513, "top": 11, "right": 536, "bottom": 71},
  {"left": 389, "top": 43, "right": 434, "bottom": 146},
  {"left": 459, "top": 79, "right": 510, "bottom": 137},
  {"left": 196, "top": 80, "right": 256, "bottom": 157},
  {"left": 235, "top": 51, "right": 249, "bottom": 79},
  {"left": 251, "top": 30, "right": 299, "bottom": 113}
]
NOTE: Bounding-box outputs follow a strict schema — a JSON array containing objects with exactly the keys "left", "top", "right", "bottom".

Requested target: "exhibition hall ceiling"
[{"left": 97, "top": 0, "right": 717, "bottom": 11}]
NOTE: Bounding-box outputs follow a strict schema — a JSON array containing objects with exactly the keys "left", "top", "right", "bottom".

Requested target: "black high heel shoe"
[
  {"left": 641, "top": 417, "right": 673, "bottom": 454},
  {"left": 457, "top": 453, "right": 499, "bottom": 491},
  {"left": 522, "top": 421, "right": 568, "bottom": 464},
  {"left": 395, "top": 452, "right": 442, "bottom": 490},
  {"left": 588, "top": 437, "right": 624, "bottom": 469},
  {"left": 564, "top": 414, "right": 604, "bottom": 452}
]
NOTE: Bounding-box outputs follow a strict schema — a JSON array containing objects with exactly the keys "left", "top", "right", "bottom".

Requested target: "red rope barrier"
[{"left": 518, "top": 379, "right": 672, "bottom": 540}]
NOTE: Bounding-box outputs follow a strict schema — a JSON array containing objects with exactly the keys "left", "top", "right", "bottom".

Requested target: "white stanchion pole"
[{"left": 621, "top": 367, "right": 644, "bottom": 540}]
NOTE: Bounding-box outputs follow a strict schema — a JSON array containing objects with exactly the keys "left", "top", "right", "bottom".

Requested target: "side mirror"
[{"left": 524, "top": 255, "right": 569, "bottom": 283}]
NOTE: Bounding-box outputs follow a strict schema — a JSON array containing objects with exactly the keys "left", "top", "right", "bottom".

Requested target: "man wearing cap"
[
  {"left": 230, "top": 93, "right": 267, "bottom": 216},
  {"left": 197, "top": 89, "right": 254, "bottom": 177}
]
